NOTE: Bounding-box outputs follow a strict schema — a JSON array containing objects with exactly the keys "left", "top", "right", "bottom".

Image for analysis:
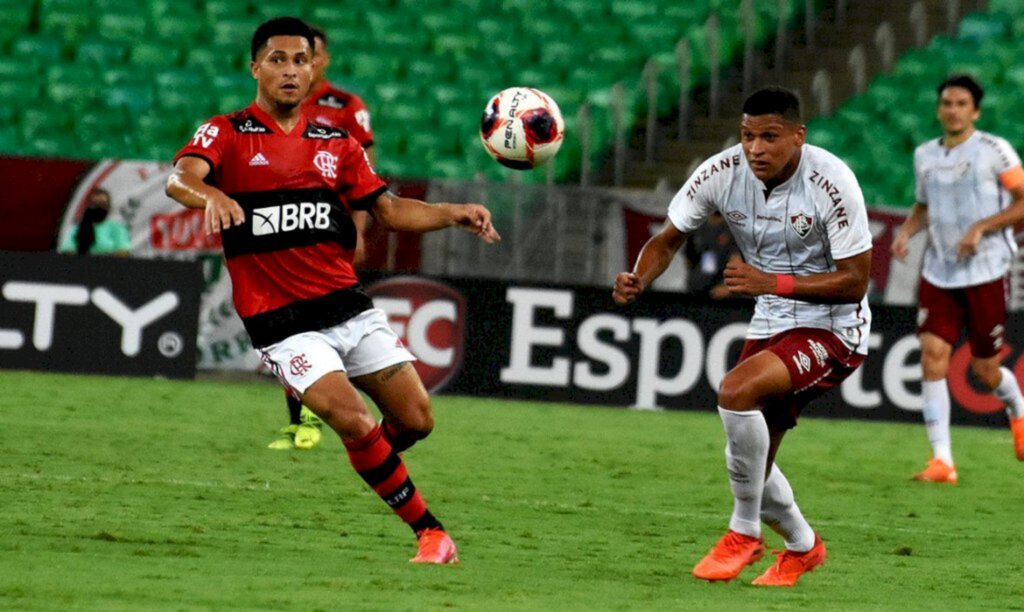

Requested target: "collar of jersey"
[{"left": 246, "top": 102, "right": 308, "bottom": 136}]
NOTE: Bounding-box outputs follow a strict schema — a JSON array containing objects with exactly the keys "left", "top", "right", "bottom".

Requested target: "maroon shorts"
[
  {"left": 739, "top": 328, "right": 865, "bottom": 430},
  {"left": 918, "top": 276, "right": 1008, "bottom": 358}
]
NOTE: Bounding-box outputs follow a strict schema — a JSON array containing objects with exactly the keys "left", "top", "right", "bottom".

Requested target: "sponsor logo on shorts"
[
  {"left": 793, "top": 350, "right": 812, "bottom": 375},
  {"left": 808, "top": 339, "right": 828, "bottom": 367},
  {"left": 367, "top": 277, "right": 467, "bottom": 393}
]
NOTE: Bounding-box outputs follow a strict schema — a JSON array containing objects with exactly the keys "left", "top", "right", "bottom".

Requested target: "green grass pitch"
[{"left": 2, "top": 370, "right": 1023, "bottom": 610}]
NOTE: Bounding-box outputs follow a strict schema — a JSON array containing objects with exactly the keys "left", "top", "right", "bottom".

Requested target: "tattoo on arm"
[{"left": 377, "top": 362, "right": 409, "bottom": 383}]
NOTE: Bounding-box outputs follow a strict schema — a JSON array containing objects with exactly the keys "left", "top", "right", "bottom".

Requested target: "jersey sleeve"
[
  {"left": 666, "top": 154, "right": 725, "bottom": 233},
  {"left": 913, "top": 145, "right": 928, "bottom": 205},
  {"left": 991, "top": 136, "right": 1024, "bottom": 190},
  {"left": 336, "top": 139, "right": 387, "bottom": 210},
  {"left": 824, "top": 163, "right": 872, "bottom": 259},
  {"left": 173, "top": 115, "right": 231, "bottom": 171}
]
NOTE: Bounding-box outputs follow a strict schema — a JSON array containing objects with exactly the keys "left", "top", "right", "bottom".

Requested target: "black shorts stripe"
[{"left": 243, "top": 287, "right": 373, "bottom": 347}]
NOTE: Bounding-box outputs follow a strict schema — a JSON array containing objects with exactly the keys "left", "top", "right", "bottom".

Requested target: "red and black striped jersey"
[
  {"left": 302, "top": 80, "right": 374, "bottom": 148},
  {"left": 174, "top": 102, "right": 387, "bottom": 347}
]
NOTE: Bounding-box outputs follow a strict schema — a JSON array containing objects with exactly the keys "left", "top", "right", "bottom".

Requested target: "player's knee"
[
  {"left": 718, "top": 372, "right": 759, "bottom": 410},
  {"left": 970, "top": 359, "right": 1001, "bottom": 391},
  {"left": 399, "top": 399, "right": 435, "bottom": 438}
]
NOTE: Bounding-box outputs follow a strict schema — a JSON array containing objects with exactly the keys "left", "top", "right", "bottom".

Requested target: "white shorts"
[{"left": 257, "top": 308, "right": 416, "bottom": 396}]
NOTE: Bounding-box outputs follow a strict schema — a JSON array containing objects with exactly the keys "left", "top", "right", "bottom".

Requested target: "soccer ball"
[{"left": 480, "top": 87, "right": 565, "bottom": 170}]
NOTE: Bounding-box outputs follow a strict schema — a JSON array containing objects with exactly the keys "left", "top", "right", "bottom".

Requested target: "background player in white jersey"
[
  {"left": 891, "top": 74, "right": 1024, "bottom": 483},
  {"left": 614, "top": 87, "right": 872, "bottom": 587}
]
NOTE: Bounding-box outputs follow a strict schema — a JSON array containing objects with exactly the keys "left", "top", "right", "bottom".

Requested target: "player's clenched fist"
[{"left": 613, "top": 272, "right": 644, "bottom": 305}]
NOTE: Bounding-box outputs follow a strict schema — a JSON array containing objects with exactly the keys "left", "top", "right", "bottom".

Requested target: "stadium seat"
[
  {"left": 98, "top": 13, "right": 150, "bottom": 44},
  {"left": 183, "top": 46, "right": 239, "bottom": 75},
  {"left": 153, "top": 18, "right": 206, "bottom": 42},
  {"left": 76, "top": 37, "right": 129, "bottom": 66},
  {"left": 130, "top": 41, "right": 182, "bottom": 68},
  {"left": 12, "top": 35, "right": 65, "bottom": 63},
  {"left": 39, "top": 5, "right": 93, "bottom": 49}
]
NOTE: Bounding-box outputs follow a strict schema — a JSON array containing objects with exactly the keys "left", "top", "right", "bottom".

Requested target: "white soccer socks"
[
  {"left": 994, "top": 367, "right": 1024, "bottom": 420},
  {"left": 921, "top": 379, "right": 953, "bottom": 465},
  {"left": 761, "top": 465, "right": 815, "bottom": 553},
  {"left": 718, "top": 407, "right": 769, "bottom": 538}
]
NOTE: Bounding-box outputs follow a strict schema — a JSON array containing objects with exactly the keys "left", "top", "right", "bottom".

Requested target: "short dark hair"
[
  {"left": 937, "top": 73, "right": 984, "bottom": 108},
  {"left": 308, "top": 23, "right": 327, "bottom": 47},
  {"left": 742, "top": 86, "right": 802, "bottom": 122},
  {"left": 251, "top": 17, "right": 315, "bottom": 61}
]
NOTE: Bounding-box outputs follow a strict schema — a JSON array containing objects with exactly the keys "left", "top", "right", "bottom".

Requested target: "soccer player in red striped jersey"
[
  {"left": 165, "top": 17, "right": 499, "bottom": 564},
  {"left": 268, "top": 23, "right": 381, "bottom": 452}
]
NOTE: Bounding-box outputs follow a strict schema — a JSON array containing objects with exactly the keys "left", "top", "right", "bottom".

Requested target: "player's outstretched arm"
[
  {"left": 723, "top": 250, "right": 871, "bottom": 304},
  {"left": 165, "top": 157, "right": 245, "bottom": 235},
  {"left": 370, "top": 191, "right": 500, "bottom": 243},
  {"left": 613, "top": 222, "right": 687, "bottom": 305},
  {"left": 891, "top": 203, "right": 928, "bottom": 261}
]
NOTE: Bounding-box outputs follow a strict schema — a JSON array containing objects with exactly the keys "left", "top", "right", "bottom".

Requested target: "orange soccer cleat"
[
  {"left": 752, "top": 533, "right": 827, "bottom": 587},
  {"left": 410, "top": 528, "right": 459, "bottom": 565},
  {"left": 912, "top": 458, "right": 958, "bottom": 484},
  {"left": 1011, "top": 416, "right": 1024, "bottom": 461},
  {"left": 692, "top": 530, "right": 765, "bottom": 581}
]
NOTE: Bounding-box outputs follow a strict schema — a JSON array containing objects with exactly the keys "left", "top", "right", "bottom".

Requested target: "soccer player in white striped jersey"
[
  {"left": 614, "top": 87, "right": 872, "bottom": 587},
  {"left": 891, "top": 74, "right": 1024, "bottom": 484}
]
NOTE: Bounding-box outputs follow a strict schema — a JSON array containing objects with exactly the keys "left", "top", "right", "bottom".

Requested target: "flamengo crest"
[
  {"left": 790, "top": 213, "right": 813, "bottom": 238},
  {"left": 313, "top": 151, "right": 338, "bottom": 179}
]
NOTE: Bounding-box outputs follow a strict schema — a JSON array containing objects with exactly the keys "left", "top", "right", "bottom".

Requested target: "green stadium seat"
[
  {"left": 0, "top": 56, "right": 37, "bottom": 80},
  {"left": 403, "top": 57, "right": 454, "bottom": 83},
  {"left": 0, "top": 78, "right": 41, "bottom": 105},
  {"left": 154, "top": 18, "right": 206, "bottom": 42},
  {"left": 956, "top": 12, "right": 1008, "bottom": 43},
  {"left": 30, "top": 134, "right": 82, "bottom": 159},
  {"left": 0, "top": 0, "right": 32, "bottom": 45},
  {"left": 12, "top": 35, "right": 65, "bottom": 63},
  {"left": 39, "top": 6, "right": 94, "bottom": 49},
  {"left": 46, "top": 78, "right": 100, "bottom": 113},
  {"left": 433, "top": 33, "right": 481, "bottom": 60},
  {"left": 129, "top": 41, "right": 181, "bottom": 68},
  {"left": 363, "top": 9, "right": 397, "bottom": 35},
  {"left": 98, "top": 13, "right": 150, "bottom": 44},
  {"left": 76, "top": 37, "right": 129, "bottom": 66},
  {"left": 106, "top": 83, "right": 156, "bottom": 115},
  {"left": 212, "top": 18, "right": 263, "bottom": 50},
  {"left": 610, "top": 0, "right": 661, "bottom": 20},
  {"left": 183, "top": 45, "right": 239, "bottom": 75},
  {"left": 102, "top": 65, "right": 155, "bottom": 86}
]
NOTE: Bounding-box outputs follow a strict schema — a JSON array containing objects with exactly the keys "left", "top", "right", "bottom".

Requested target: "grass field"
[{"left": 2, "top": 370, "right": 1023, "bottom": 610}]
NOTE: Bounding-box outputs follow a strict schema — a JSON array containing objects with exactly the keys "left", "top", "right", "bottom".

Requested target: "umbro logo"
[{"left": 249, "top": 152, "right": 269, "bottom": 166}]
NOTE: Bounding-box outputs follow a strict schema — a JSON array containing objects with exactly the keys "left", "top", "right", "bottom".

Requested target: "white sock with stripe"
[
  {"left": 718, "top": 407, "right": 769, "bottom": 538},
  {"left": 922, "top": 379, "right": 953, "bottom": 465}
]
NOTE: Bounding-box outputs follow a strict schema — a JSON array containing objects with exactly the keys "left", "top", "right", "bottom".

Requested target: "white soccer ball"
[{"left": 480, "top": 87, "right": 565, "bottom": 170}]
